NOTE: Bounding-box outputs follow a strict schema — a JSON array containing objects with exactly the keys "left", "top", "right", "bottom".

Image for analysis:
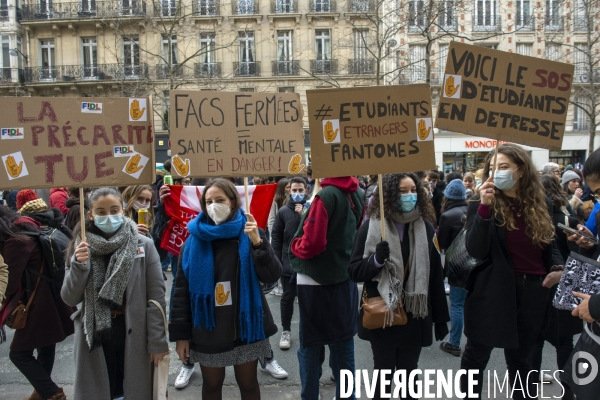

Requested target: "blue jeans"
[
  {"left": 161, "top": 253, "right": 172, "bottom": 271},
  {"left": 448, "top": 285, "right": 467, "bottom": 347},
  {"left": 298, "top": 324, "right": 356, "bottom": 400}
]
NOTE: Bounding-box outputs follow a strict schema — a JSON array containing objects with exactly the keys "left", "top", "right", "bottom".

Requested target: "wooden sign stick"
[
  {"left": 79, "top": 187, "right": 86, "bottom": 242},
  {"left": 378, "top": 174, "right": 386, "bottom": 241},
  {"left": 244, "top": 177, "right": 250, "bottom": 214}
]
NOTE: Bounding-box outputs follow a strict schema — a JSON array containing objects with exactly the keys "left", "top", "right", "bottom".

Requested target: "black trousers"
[
  {"left": 369, "top": 340, "right": 423, "bottom": 400},
  {"left": 280, "top": 275, "right": 297, "bottom": 332},
  {"left": 460, "top": 274, "right": 550, "bottom": 399},
  {"left": 102, "top": 314, "right": 127, "bottom": 399},
  {"left": 531, "top": 333, "right": 574, "bottom": 400},
  {"left": 9, "top": 344, "right": 59, "bottom": 398}
]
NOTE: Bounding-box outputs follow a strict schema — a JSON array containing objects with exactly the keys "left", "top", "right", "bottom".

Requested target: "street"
[{"left": 0, "top": 275, "right": 567, "bottom": 399}]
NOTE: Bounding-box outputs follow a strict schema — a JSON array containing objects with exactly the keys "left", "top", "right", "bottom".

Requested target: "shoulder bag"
[
  {"left": 360, "top": 284, "right": 408, "bottom": 330},
  {"left": 445, "top": 228, "right": 486, "bottom": 289}
]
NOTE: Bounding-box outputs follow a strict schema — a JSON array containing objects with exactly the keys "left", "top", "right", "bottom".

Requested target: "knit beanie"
[
  {"left": 561, "top": 170, "right": 580, "bottom": 185},
  {"left": 444, "top": 179, "right": 466, "bottom": 200},
  {"left": 16, "top": 189, "right": 38, "bottom": 210},
  {"left": 18, "top": 198, "right": 49, "bottom": 214}
]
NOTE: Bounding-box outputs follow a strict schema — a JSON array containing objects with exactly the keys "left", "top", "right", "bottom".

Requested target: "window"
[
  {"left": 278, "top": 87, "right": 294, "bottom": 92},
  {"left": 238, "top": 0, "right": 254, "bottom": 14},
  {"left": 315, "top": 29, "right": 331, "bottom": 60},
  {"left": 516, "top": 43, "right": 532, "bottom": 57},
  {"left": 408, "top": 0, "right": 426, "bottom": 30},
  {"left": 239, "top": 87, "right": 255, "bottom": 92},
  {"left": 574, "top": 0, "right": 587, "bottom": 30},
  {"left": 1, "top": 35, "right": 9, "bottom": 70},
  {"left": 40, "top": 39, "right": 57, "bottom": 80},
  {"left": 82, "top": 38, "right": 98, "bottom": 78},
  {"left": 573, "top": 97, "right": 591, "bottom": 131},
  {"left": 198, "top": 0, "right": 216, "bottom": 15},
  {"left": 163, "top": 90, "right": 170, "bottom": 130},
  {"left": 409, "top": 44, "right": 426, "bottom": 82},
  {"left": 275, "top": 30, "right": 294, "bottom": 74},
  {"left": 474, "top": 0, "right": 497, "bottom": 29},
  {"left": 545, "top": 43, "right": 561, "bottom": 61},
  {"left": 123, "top": 36, "right": 140, "bottom": 77},
  {"left": 546, "top": 0, "right": 560, "bottom": 29},
  {"left": 314, "top": 0, "right": 330, "bottom": 12},
  {"left": 574, "top": 43, "right": 588, "bottom": 82},
  {"left": 276, "top": 0, "right": 294, "bottom": 12},
  {"left": 0, "top": 0, "right": 8, "bottom": 20},
  {"left": 515, "top": 0, "right": 531, "bottom": 28},
  {"left": 238, "top": 31, "right": 256, "bottom": 75},
  {"left": 40, "top": 0, "right": 52, "bottom": 15},
  {"left": 16, "top": 36, "right": 22, "bottom": 69},
  {"left": 438, "top": 1, "right": 455, "bottom": 29},
  {"left": 353, "top": 29, "right": 368, "bottom": 60},
  {"left": 81, "top": 0, "right": 96, "bottom": 13},
  {"left": 162, "top": 35, "right": 177, "bottom": 65},
  {"left": 198, "top": 33, "right": 217, "bottom": 76},
  {"left": 159, "top": 0, "right": 177, "bottom": 16}
]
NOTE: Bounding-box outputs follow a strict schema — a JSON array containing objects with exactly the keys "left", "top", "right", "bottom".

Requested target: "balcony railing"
[
  {"left": 272, "top": 60, "right": 299, "bottom": 76},
  {"left": 437, "top": 16, "right": 458, "bottom": 32},
  {"left": 472, "top": 14, "right": 501, "bottom": 32},
  {"left": 20, "top": 1, "right": 147, "bottom": 21},
  {"left": 573, "top": 18, "right": 590, "bottom": 32},
  {"left": 310, "top": 59, "right": 338, "bottom": 74},
  {"left": 232, "top": 0, "right": 259, "bottom": 14},
  {"left": 0, "top": 68, "right": 25, "bottom": 84},
  {"left": 194, "top": 62, "right": 221, "bottom": 77},
  {"left": 348, "top": 59, "right": 375, "bottom": 75},
  {"left": 271, "top": 0, "right": 297, "bottom": 13},
  {"left": 545, "top": 15, "right": 564, "bottom": 31},
  {"left": 234, "top": 61, "right": 260, "bottom": 76},
  {"left": 153, "top": 0, "right": 182, "bottom": 17},
  {"left": 155, "top": 64, "right": 186, "bottom": 79},
  {"left": 399, "top": 69, "right": 442, "bottom": 84},
  {"left": 24, "top": 64, "right": 149, "bottom": 83},
  {"left": 515, "top": 15, "right": 535, "bottom": 31},
  {"left": 309, "top": 0, "right": 335, "bottom": 12},
  {"left": 192, "top": 0, "right": 219, "bottom": 15},
  {"left": 347, "top": 0, "right": 375, "bottom": 13}
]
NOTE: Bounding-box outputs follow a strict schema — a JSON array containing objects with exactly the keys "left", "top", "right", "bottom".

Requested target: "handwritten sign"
[
  {"left": 435, "top": 42, "right": 574, "bottom": 150},
  {"left": 0, "top": 97, "right": 155, "bottom": 190},
  {"left": 169, "top": 90, "right": 306, "bottom": 177},
  {"left": 306, "top": 85, "right": 436, "bottom": 178}
]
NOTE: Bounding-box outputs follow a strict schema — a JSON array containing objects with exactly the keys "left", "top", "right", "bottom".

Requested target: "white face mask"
[{"left": 207, "top": 203, "right": 231, "bottom": 225}]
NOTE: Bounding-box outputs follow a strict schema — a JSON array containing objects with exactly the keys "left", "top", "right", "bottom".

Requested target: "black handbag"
[
  {"left": 560, "top": 323, "right": 600, "bottom": 400},
  {"left": 445, "top": 228, "right": 486, "bottom": 289}
]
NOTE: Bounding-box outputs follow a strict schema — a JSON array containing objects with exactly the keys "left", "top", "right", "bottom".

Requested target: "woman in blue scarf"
[{"left": 169, "top": 179, "right": 282, "bottom": 400}]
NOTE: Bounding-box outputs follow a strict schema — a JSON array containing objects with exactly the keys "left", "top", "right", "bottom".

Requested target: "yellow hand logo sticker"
[
  {"left": 417, "top": 119, "right": 431, "bottom": 141},
  {"left": 444, "top": 75, "right": 460, "bottom": 97},
  {"left": 5, "top": 155, "right": 23, "bottom": 178},
  {"left": 130, "top": 99, "right": 146, "bottom": 121},
  {"left": 125, "top": 154, "right": 144, "bottom": 174},
  {"left": 173, "top": 155, "right": 190, "bottom": 177},
  {"left": 324, "top": 120, "right": 339, "bottom": 143},
  {"left": 216, "top": 283, "right": 230, "bottom": 306},
  {"left": 288, "top": 154, "right": 305, "bottom": 174}
]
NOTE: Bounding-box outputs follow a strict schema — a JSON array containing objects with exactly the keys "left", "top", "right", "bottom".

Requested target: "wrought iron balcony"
[
  {"left": 272, "top": 60, "right": 299, "bottom": 76},
  {"left": 232, "top": 0, "right": 259, "bottom": 14},
  {"left": 347, "top": 0, "right": 375, "bottom": 13},
  {"left": 20, "top": 1, "right": 147, "bottom": 21},
  {"left": 399, "top": 69, "right": 441, "bottom": 84},
  {"left": 0, "top": 68, "right": 25, "bottom": 84},
  {"left": 234, "top": 61, "right": 260, "bottom": 76},
  {"left": 309, "top": 0, "right": 335, "bottom": 12},
  {"left": 271, "top": 0, "right": 297, "bottom": 13},
  {"left": 310, "top": 59, "right": 337, "bottom": 75},
  {"left": 545, "top": 15, "right": 564, "bottom": 31},
  {"left": 192, "top": 0, "right": 219, "bottom": 15},
  {"left": 472, "top": 14, "right": 501, "bottom": 32},
  {"left": 24, "top": 64, "right": 149, "bottom": 83},
  {"left": 155, "top": 64, "right": 186, "bottom": 79},
  {"left": 153, "top": 0, "right": 182, "bottom": 17},
  {"left": 194, "top": 62, "right": 221, "bottom": 77},
  {"left": 515, "top": 15, "right": 535, "bottom": 31},
  {"left": 348, "top": 59, "right": 375, "bottom": 75}
]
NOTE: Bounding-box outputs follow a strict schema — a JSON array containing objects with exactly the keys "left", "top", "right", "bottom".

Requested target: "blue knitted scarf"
[{"left": 182, "top": 209, "right": 265, "bottom": 343}]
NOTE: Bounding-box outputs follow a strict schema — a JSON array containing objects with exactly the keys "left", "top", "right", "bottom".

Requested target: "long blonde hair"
[
  {"left": 122, "top": 185, "right": 155, "bottom": 230},
  {"left": 484, "top": 144, "right": 554, "bottom": 246}
]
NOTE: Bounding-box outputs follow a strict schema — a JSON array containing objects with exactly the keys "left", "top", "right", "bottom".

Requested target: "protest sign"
[
  {"left": 0, "top": 97, "right": 155, "bottom": 190},
  {"left": 435, "top": 41, "right": 574, "bottom": 150},
  {"left": 169, "top": 90, "right": 306, "bottom": 178},
  {"left": 306, "top": 85, "right": 436, "bottom": 178}
]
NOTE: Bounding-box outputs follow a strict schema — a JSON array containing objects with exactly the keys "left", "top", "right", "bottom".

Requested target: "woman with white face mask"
[
  {"left": 461, "top": 143, "right": 564, "bottom": 399},
  {"left": 170, "top": 179, "right": 282, "bottom": 400},
  {"left": 121, "top": 185, "right": 155, "bottom": 237},
  {"left": 348, "top": 173, "right": 450, "bottom": 400}
]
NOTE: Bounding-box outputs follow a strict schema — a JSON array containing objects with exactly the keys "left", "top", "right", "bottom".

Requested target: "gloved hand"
[
  {"left": 375, "top": 241, "right": 390, "bottom": 265},
  {"left": 435, "top": 322, "right": 449, "bottom": 341}
]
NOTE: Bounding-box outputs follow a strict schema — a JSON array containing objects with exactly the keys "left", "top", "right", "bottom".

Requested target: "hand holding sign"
[
  {"left": 130, "top": 99, "right": 146, "bottom": 121},
  {"left": 288, "top": 154, "right": 305, "bottom": 174},
  {"left": 216, "top": 283, "right": 230, "bottom": 306},
  {"left": 173, "top": 155, "right": 190, "bottom": 177},
  {"left": 445, "top": 75, "right": 460, "bottom": 97},
  {"left": 324, "top": 120, "right": 339, "bottom": 143},
  {"left": 418, "top": 119, "right": 431, "bottom": 140},
  {"left": 5, "top": 155, "right": 22, "bottom": 178},
  {"left": 125, "top": 154, "right": 144, "bottom": 174}
]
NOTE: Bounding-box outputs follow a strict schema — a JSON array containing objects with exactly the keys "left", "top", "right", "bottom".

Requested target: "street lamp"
[{"left": 9, "top": 48, "right": 28, "bottom": 65}]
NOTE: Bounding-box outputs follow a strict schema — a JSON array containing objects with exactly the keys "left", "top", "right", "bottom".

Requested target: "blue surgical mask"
[
  {"left": 492, "top": 168, "right": 519, "bottom": 191},
  {"left": 398, "top": 193, "right": 418, "bottom": 212},
  {"left": 291, "top": 193, "right": 305, "bottom": 203},
  {"left": 94, "top": 214, "right": 124, "bottom": 234}
]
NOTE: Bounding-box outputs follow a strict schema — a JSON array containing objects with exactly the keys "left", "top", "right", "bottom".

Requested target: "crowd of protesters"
[{"left": 1, "top": 144, "right": 600, "bottom": 400}]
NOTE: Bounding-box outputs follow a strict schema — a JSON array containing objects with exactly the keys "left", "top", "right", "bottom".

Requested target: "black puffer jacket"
[
  {"left": 271, "top": 197, "right": 306, "bottom": 276},
  {"left": 169, "top": 230, "right": 281, "bottom": 353},
  {"left": 437, "top": 200, "right": 468, "bottom": 251}
]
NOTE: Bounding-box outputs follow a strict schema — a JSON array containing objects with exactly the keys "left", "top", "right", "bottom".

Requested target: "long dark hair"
[
  {"left": 541, "top": 174, "right": 569, "bottom": 210},
  {"left": 274, "top": 179, "right": 290, "bottom": 209},
  {"left": 0, "top": 206, "right": 37, "bottom": 244},
  {"left": 367, "top": 172, "right": 435, "bottom": 222},
  {"left": 200, "top": 178, "right": 242, "bottom": 224}
]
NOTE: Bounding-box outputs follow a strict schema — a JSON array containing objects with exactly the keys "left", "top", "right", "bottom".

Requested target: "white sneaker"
[
  {"left": 279, "top": 330, "right": 291, "bottom": 350},
  {"left": 274, "top": 285, "right": 283, "bottom": 296},
  {"left": 174, "top": 365, "right": 195, "bottom": 389},
  {"left": 260, "top": 359, "right": 288, "bottom": 379}
]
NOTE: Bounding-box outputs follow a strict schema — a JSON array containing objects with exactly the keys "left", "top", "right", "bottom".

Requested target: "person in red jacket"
[{"left": 49, "top": 188, "right": 69, "bottom": 216}]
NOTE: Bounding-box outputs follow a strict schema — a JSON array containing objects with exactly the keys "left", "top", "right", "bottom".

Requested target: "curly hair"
[
  {"left": 367, "top": 173, "right": 435, "bottom": 223},
  {"left": 482, "top": 143, "right": 555, "bottom": 246},
  {"left": 540, "top": 174, "right": 568, "bottom": 210}
]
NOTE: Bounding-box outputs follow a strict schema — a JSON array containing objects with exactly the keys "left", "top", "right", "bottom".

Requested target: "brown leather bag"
[
  {"left": 6, "top": 262, "right": 44, "bottom": 330},
  {"left": 360, "top": 284, "right": 408, "bottom": 330}
]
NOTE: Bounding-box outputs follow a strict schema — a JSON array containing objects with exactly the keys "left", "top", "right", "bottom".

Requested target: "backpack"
[{"left": 22, "top": 226, "right": 72, "bottom": 298}]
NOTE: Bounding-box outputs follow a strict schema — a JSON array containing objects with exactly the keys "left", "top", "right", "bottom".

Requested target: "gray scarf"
[
  {"left": 363, "top": 208, "right": 430, "bottom": 323},
  {"left": 77, "top": 218, "right": 138, "bottom": 350}
]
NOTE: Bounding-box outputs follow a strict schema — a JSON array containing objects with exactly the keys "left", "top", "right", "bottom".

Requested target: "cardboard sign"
[
  {"left": 435, "top": 42, "right": 574, "bottom": 150},
  {"left": 306, "top": 85, "right": 436, "bottom": 178},
  {"left": 0, "top": 97, "right": 155, "bottom": 190},
  {"left": 169, "top": 90, "right": 306, "bottom": 177}
]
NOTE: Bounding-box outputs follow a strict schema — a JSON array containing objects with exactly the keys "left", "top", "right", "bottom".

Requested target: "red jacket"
[{"left": 49, "top": 188, "right": 69, "bottom": 215}]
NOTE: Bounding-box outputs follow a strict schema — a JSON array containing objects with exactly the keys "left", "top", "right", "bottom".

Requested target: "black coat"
[
  {"left": 271, "top": 197, "right": 305, "bottom": 276},
  {"left": 464, "top": 198, "right": 564, "bottom": 349},
  {"left": 437, "top": 201, "right": 468, "bottom": 251},
  {"left": 348, "top": 219, "right": 450, "bottom": 347},
  {"left": 169, "top": 230, "right": 281, "bottom": 354}
]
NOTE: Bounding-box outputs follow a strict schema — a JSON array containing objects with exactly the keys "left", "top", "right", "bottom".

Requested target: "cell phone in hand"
[{"left": 558, "top": 223, "right": 600, "bottom": 245}]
